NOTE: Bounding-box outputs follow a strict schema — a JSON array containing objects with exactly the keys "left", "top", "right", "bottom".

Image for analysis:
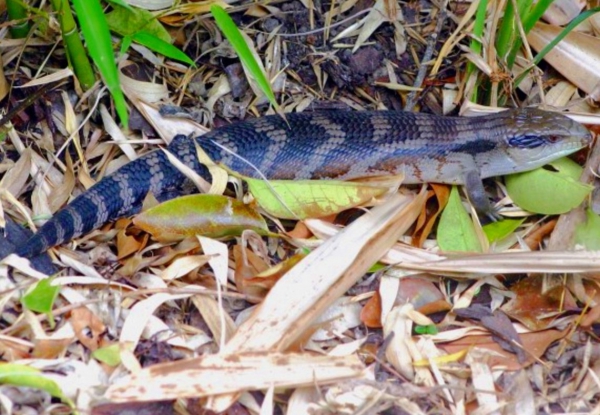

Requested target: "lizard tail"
[{"left": 15, "top": 141, "right": 194, "bottom": 259}]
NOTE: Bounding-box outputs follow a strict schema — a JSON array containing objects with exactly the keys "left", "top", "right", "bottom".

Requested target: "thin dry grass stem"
[{"left": 509, "top": 0, "right": 546, "bottom": 103}]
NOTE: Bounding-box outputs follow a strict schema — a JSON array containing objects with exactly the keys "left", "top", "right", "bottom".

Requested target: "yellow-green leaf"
[
  {"left": 505, "top": 157, "right": 591, "bottom": 214},
  {"left": 246, "top": 178, "right": 388, "bottom": 220},
  {"left": 21, "top": 278, "right": 60, "bottom": 328},
  {"left": 483, "top": 218, "right": 525, "bottom": 243},
  {"left": 0, "top": 363, "right": 74, "bottom": 408},
  {"left": 574, "top": 208, "right": 600, "bottom": 250},
  {"left": 133, "top": 194, "right": 268, "bottom": 241},
  {"left": 437, "top": 186, "right": 483, "bottom": 252},
  {"left": 93, "top": 344, "right": 122, "bottom": 367}
]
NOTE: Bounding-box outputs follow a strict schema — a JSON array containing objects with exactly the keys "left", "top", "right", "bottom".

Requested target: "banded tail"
[{"left": 14, "top": 135, "right": 203, "bottom": 259}]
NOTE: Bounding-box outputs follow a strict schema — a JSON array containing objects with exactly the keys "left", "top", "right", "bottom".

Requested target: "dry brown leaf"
[
  {"left": 100, "top": 104, "right": 137, "bottom": 162},
  {"left": 333, "top": 0, "right": 404, "bottom": 53},
  {"left": 311, "top": 297, "right": 362, "bottom": 341},
  {"left": 527, "top": 22, "right": 600, "bottom": 94},
  {"left": 544, "top": 81, "right": 579, "bottom": 107},
  {"left": 47, "top": 152, "right": 75, "bottom": 214},
  {"left": 438, "top": 329, "right": 567, "bottom": 370},
  {"left": 116, "top": 231, "right": 143, "bottom": 260},
  {"left": 232, "top": 245, "right": 270, "bottom": 300},
  {"left": 0, "top": 55, "right": 8, "bottom": 101},
  {"left": 159, "top": 255, "right": 210, "bottom": 281},
  {"left": 190, "top": 294, "right": 237, "bottom": 349},
  {"left": 106, "top": 352, "right": 365, "bottom": 402},
  {"left": 390, "top": 251, "right": 600, "bottom": 275},
  {"left": 119, "top": 64, "right": 169, "bottom": 104},
  {"left": 0, "top": 148, "right": 31, "bottom": 197},
  {"left": 412, "top": 184, "right": 450, "bottom": 248},
  {"left": 361, "top": 292, "right": 382, "bottom": 328},
  {"left": 32, "top": 338, "right": 73, "bottom": 359},
  {"left": 123, "top": 90, "right": 207, "bottom": 142},
  {"left": 244, "top": 252, "right": 306, "bottom": 290},
  {"left": 70, "top": 307, "right": 106, "bottom": 352},
  {"left": 502, "top": 275, "right": 578, "bottom": 330},
  {"left": 0, "top": 335, "right": 33, "bottom": 360},
  {"left": 20, "top": 68, "right": 73, "bottom": 88},
  {"left": 465, "top": 348, "right": 500, "bottom": 412},
  {"left": 543, "top": 0, "right": 587, "bottom": 26},
  {"left": 220, "top": 191, "right": 426, "bottom": 354},
  {"left": 108, "top": 191, "right": 426, "bottom": 409},
  {"left": 119, "top": 293, "right": 192, "bottom": 350}
]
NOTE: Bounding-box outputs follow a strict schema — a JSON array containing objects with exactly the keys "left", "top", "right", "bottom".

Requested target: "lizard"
[{"left": 4, "top": 108, "right": 591, "bottom": 261}]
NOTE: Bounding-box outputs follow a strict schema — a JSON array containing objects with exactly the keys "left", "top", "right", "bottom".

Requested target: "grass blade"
[
  {"left": 210, "top": 5, "right": 278, "bottom": 109},
  {"left": 71, "top": 0, "right": 129, "bottom": 126}
]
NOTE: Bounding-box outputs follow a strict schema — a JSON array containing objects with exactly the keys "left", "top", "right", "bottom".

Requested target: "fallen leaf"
[
  {"left": 438, "top": 329, "right": 567, "bottom": 370},
  {"left": 246, "top": 177, "right": 388, "bottom": 220},
  {"left": 528, "top": 22, "right": 600, "bottom": 94},
  {"left": 133, "top": 194, "right": 268, "bottom": 241},
  {"left": 502, "top": 275, "right": 578, "bottom": 330}
]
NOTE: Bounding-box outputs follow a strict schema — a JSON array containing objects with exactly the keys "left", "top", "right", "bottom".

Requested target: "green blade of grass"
[
  {"left": 71, "top": 0, "right": 129, "bottom": 126},
  {"left": 467, "top": 0, "right": 489, "bottom": 103},
  {"left": 132, "top": 32, "right": 195, "bottom": 66},
  {"left": 522, "top": 0, "right": 554, "bottom": 33},
  {"left": 495, "top": 0, "right": 516, "bottom": 60},
  {"left": 505, "top": 0, "right": 551, "bottom": 68},
  {"left": 210, "top": 5, "right": 278, "bottom": 109}
]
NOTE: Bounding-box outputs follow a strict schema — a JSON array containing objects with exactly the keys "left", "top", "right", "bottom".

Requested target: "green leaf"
[
  {"left": 246, "top": 178, "right": 388, "bottom": 220},
  {"left": 106, "top": 4, "right": 170, "bottom": 42},
  {"left": 132, "top": 32, "right": 195, "bottom": 66},
  {"left": 21, "top": 278, "right": 60, "bottom": 328},
  {"left": 437, "top": 186, "right": 483, "bottom": 252},
  {"left": 106, "top": 0, "right": 134, "bottom": 12},
  {"left": 133, "top": 194, "right": 268, "bottom": 241},
  {"left": 92, "top": 344, "right": 122, "bottom": 367},
  {"left": 505, "top": 157, "right": 592, "bottom": 214},
  {"left": 467, "top": 0, "right": 489, "bottom": 102},
  {"left": 483, "top": 218, "right": 525, "bottom": 243},
  {"left": 72, "top": 0, "right": 129, "bottom": 126},
  {"left": 210, "top": 5, "right": 277, "bottom": 108},
  {"left": 0, "top": 363, "right": 74, "bottom": 408},
  {"left": 120, "top": 35, "right": 133, "bottom": 56},
  {"left": 574, "top": 209, "right": 600, "bottom": 250},
  {"left": 414, "top": 324, "right": 438, "bottom": 335}
]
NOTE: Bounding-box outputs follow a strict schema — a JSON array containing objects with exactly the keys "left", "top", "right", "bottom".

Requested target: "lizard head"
[{"left": 500, "top": 108, "right": 592, "bottom": 172}]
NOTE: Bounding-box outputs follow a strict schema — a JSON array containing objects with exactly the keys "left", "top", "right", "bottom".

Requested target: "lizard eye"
[
  {"left": 508, "top": 135, "right": 546, "bottom": 149},
  {"left": 545, "top": 135, "right": 562, "bottom": 143}
]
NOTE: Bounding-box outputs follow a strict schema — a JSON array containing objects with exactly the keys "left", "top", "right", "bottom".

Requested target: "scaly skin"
[{"left": 12, "top": 108, "right": 592, "bottom": 259}]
